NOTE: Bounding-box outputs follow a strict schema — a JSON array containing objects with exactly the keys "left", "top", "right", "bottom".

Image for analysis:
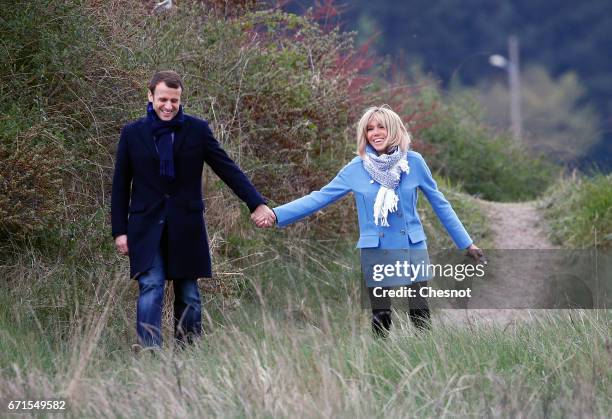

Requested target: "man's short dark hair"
[{"left": 148, "top": 70, "right": 184, "bottom": 94}]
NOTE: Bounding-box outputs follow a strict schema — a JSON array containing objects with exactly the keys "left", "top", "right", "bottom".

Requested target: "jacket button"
[
  {"left": 159, "top": 219, "right": 164, "bottom": 224},
  {"left": 164, "top": 194, "right": 170, "bottom": 199},
  {"left": 400, "top": 229, "right": 406, "bottom": 235},
  {"left": 378, "top": 232, "right": 384, "bottom": 237}
]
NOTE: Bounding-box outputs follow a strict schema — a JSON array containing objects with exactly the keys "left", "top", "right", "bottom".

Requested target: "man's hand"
[
  {"left": 251, "top": 204, "right": 276, "bottom": 228},
  {"left": 466, "top": 243, "right": 485, "bottom": 264},
  {"left": 115, "top": 234, "right": 129, "bottom": 255}
]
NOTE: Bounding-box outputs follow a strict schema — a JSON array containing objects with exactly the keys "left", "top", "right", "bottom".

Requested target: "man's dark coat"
[{"left": 111, "top": 114, "right": 265, "bottom": 279}]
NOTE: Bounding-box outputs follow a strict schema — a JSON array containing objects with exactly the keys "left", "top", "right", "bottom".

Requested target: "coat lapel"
[
  {"left": 138, "top": 118, "right": 159, "bottom": 161},
  {"left": 172, "top": 118, "right": 189, "bottom": 156}
]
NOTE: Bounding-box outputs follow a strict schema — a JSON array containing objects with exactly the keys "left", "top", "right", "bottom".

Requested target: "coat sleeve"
[
  {"left": 415, "top": 154, "right": 473, "bottom": 249},
  {"left": 273, "top": 167, "right": 352, "bottom": 227},
  {"left": 111, "top": 126, "right": 132, "bottom": 238},
  {"left": 201, "top": 123, "right": 266, "bottom": 212}
]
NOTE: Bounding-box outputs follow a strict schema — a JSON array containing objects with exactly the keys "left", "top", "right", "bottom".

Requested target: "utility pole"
[
  {"left": 508, "top": 36, "right": 522, "bottom": 142},
  {"left": 489, "top": 35, "right": 523, "bottom": 142}
]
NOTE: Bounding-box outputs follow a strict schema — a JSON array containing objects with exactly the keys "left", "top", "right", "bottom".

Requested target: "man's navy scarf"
[{"left": 146, "top": 102, "right": 185, "bottom": 180}]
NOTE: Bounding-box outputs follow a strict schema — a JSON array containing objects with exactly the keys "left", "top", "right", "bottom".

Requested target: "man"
[{"left": 111, "top": 70, "right": 275, "bottom": 348}]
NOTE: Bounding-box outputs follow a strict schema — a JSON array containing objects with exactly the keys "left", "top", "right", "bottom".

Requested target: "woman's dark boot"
[
  {"left": 409, "top": 308, "right": 431, "bottom": 331},
  {"left": 372, "top": 309, "right": 392, "bottom": 338}
]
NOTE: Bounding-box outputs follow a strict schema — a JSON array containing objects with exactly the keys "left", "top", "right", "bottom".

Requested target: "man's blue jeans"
[{"left": 136, "top": 249, "right": 202, "bottom": 347}]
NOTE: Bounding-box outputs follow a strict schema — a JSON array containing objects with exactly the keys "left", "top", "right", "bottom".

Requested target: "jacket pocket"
[
  {"left": 408, "top": 226, "right": 427, "bottom": 244},
  {"left": 128, "top": 203, "right": 146, "bottom": 214},
  {"left": 357, "top": 234, "right": 380, "bottom": 248},
  {"left": 188, "top": 199, "right": 205, "bottom": 212}
]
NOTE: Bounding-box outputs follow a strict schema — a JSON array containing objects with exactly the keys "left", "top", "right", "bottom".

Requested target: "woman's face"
[{"left": 366, "top": 117, "right": 389, "bottom": 154}]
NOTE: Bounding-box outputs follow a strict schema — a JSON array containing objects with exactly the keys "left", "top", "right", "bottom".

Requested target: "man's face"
[{"left": 147, "top": 81, "right": 182, "bottom": 121}]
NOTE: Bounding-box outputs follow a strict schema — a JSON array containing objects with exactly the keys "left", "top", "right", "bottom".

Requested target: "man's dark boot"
[
  {"left": 372, "top": 309, "right": 392, "bottom": 338},
  {"left": 409, "top": 308, "right": 431, "bottom": 331}
]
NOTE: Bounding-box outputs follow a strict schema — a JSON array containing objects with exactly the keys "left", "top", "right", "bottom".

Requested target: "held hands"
[
  {"left": 115, "top": 205, "right": 274, "bottom": 255},
  {"left": 115, "top": 234, "right": 129, "bottom": 255},
  {"left": 251, "top": 204, "right": 276, "bottom": 228}
]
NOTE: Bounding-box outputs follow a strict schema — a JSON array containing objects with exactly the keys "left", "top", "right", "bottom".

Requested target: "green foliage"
[
  {"left": 541, "top": 173, "right": 612, "bottom": 248},
  {"left": 416, "top": 87, "right": 558, "bottom": 201},
  {"left": 457, "top": 65, "right": 601, "bottom": 162}
]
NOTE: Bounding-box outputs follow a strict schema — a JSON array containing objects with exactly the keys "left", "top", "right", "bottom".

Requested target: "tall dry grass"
[
  {"left": 1, "top": 287, "right": 610, "bottom": 418},
  {"left": 1, "top": 232, "right": 610, "bottom": 417}
]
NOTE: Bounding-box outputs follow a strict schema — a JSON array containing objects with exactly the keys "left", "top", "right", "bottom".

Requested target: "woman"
[{"left": 255, "top": 105, "right": 482, "bottom": 336}]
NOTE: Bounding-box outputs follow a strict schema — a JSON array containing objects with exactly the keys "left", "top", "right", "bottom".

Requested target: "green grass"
[
  {"left": 1, "top": 216, "right": 609, "bottom": 417},
  {"left": 1, "top": 289, "right": 609, "bottom": 417},
  {"left": 541, "top": 173, "right": 612, "bottom": 248}
]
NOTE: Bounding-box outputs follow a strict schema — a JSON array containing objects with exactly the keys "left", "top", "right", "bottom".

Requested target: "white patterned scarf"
[{"left": 362, "top": 147, "right": 409, "bottom": 227}]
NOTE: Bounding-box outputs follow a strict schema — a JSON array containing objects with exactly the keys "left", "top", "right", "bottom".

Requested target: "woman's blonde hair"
[{"left": 356, "top": 105, "right": 411, "bottom": 157}]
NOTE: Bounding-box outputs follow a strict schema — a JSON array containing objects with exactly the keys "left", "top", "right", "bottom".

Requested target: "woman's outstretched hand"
[
  {"left": 466, "top": 244, "right": 486, "bottom": 264},
  {"left": 251, "top": 204, "right": 276, "bottom": 228}
]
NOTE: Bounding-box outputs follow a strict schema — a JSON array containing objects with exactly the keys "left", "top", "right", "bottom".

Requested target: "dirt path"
[
  {"left": 436, "top": 200, "right": 559, "bottom": 328},
  {"left": 479, "top": 200, "right": 559, "bottom": 250}
]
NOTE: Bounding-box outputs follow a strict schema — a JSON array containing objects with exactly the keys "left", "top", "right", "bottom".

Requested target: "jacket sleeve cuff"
[
  {"left": 112, "top": 230, "right": 127, "bottom": 239},
  {"left": 455, "top": 236, "right": 473, "bottom": 250},
  {"left": 247, "top": 197, "right": 267, "bottom": 213}
]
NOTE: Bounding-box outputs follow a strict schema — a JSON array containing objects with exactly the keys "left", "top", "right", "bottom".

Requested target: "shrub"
[
  {"left": 0, "top": 0, "right": 141, "bottom": 240},
  {"left": 0, "top": 138, "right": 64, "bottom": 237}
]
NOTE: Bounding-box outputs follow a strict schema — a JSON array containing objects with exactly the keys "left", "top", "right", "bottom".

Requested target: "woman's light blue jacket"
[{"left": 273, "top": 150, "right": 473, "bottom": 252}]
